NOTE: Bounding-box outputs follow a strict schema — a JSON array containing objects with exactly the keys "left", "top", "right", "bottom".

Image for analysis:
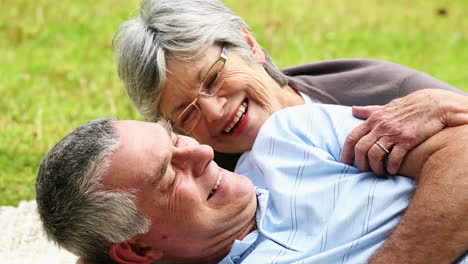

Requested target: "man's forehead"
[
  {"left": 102, "top": 120, "right": 171, "bottom": 190},
  {"left": 113, "top": 119, "right": 173, "bottom": 157},
  {"left": 114, "top": 119, "right": 171, "bottom": 136},
  {"left": 116, "top": 119, "right": 159, "bottom": 128}
]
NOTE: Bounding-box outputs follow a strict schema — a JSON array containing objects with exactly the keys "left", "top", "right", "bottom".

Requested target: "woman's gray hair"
[
  {"left": 113, "top": 0, "right": 288, "bottom": 122},
  {"left": 36, "top": 118, "right": 150, "bottom": 263}
]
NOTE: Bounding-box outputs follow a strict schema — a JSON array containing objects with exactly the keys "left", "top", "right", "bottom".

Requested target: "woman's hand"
[{"left": 341, "top": 89, "right": 468, "bottom": 176}]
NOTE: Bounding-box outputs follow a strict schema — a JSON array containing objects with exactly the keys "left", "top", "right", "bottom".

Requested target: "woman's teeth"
[{"left": 224, "top": 101, "right": 248, "bottom": 133}]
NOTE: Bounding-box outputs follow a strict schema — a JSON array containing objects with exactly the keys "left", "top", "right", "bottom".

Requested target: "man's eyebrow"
[
  {"left": 160, "top": 118, "right": 174, "bottom": 136},
  {"left": 152, "top": 121, "right": 173, "bottom": 186},
  {"left": 153, "top": 156, "right": 170, "bottom": 186}
]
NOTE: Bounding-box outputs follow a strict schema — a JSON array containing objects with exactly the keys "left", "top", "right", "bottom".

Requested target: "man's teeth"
[
  {"left": 209, "top": 173, "right": 222, "bottom": 196},
  {"left": 224, "top": 101, "right": 247, "bottom": 133}
]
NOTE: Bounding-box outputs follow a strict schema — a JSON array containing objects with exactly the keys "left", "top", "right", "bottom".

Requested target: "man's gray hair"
[
  {"left": 113, "top": 0, "right": 288, "bottom": 122},
  {"left": 36, "top": 118, "right": 150, "bottom": 263}
]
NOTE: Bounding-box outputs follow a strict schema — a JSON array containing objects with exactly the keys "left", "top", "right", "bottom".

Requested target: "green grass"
[{"left": 1, "top": 0, "right": 466, "bottom": 206}]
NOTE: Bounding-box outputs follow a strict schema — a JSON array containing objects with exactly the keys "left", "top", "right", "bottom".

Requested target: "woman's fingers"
[
  {"left": 351, "top": 110, "right": 418, "bottom": 175},
  {"left": 386, "top": 144, "right": 409, "bottom": 175},
  {"left": 353, "top": 130, "right": 381, "bottom": 172},
  {"left": 351, "top": 105, "right": 382, "bottom": 120},
  {"left": 346, "top": 90, "right": 448, "bottom": 176},
  {"left": 341, "top": 105, "right": 383, "bottom": 166},
  {"left": 368, "top": 139, "right": 392, "bottom": 176},
  {"left": 341, "top": 120, "right": 371, "bottom": 165},
  {"left": 343, "top": 90, "right": 462, "bottom": 176}
]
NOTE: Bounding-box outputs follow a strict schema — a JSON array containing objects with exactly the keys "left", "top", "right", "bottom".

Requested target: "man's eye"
[
  {"left": 168, "top": 169, "right": 178, "bottom": 190},
  {"left": 168, "top": 136, "right": 180, "bottom": 190}
]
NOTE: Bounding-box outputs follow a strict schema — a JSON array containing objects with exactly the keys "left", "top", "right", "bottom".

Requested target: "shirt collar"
[{"left": 218, "top": 188, "right": 269, "bottom": 263}]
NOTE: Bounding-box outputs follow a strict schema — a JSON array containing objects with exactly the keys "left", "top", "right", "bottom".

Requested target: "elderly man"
[
  {"left": 111, "top": 0, "right": 468, "bottom": 261},
  {"left": 36, "top": 103, "right": 467, "bottom": 264}
]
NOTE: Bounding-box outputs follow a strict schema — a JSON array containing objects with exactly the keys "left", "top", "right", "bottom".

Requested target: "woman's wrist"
[{"left": 431, "top": 89, "right": 468, "bottom": 126}]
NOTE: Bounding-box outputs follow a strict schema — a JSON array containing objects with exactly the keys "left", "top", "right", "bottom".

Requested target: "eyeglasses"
[{"left": 175, "top": 46, "right": 228, "bottom": 134}]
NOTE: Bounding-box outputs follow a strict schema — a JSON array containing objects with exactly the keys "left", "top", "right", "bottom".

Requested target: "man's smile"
[{"left": 208, "top": 170, "right": 222, "bottom": 200}]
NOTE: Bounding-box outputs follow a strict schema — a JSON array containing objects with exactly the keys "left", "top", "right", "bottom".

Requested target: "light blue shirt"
[{"left": 219, "top": 104, "right": 467, "bottom": 264}]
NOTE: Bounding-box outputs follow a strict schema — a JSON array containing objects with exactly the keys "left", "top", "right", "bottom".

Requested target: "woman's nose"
[
  {"left": 197, "top": 96, "right": 226, "bottom": 123},
  {"left": 172, "top": 141, "right": 214, "bottom": 177}
]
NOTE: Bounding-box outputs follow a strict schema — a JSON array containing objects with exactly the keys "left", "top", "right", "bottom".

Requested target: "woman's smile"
[{"left": 222, "top": 99, "right": 249, "bottom": 135}]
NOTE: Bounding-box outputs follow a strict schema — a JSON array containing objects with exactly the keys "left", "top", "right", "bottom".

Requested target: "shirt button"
[{"left": 232, "top": 256, "right": 241, "bottom": 263}]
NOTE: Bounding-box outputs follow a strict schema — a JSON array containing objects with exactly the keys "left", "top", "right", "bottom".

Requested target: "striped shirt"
[{"left": 220, "top": 104, "right": 467, "bottom": 264}]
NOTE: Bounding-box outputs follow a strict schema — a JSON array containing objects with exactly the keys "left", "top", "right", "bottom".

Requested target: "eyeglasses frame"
[{"left": 175, "top": 46, "right": 229, "bottom": 134}]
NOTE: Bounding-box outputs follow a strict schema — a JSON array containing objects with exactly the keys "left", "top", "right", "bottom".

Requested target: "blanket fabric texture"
[{"left": 0, "top": 200, "right": 78, "bottom": 264}]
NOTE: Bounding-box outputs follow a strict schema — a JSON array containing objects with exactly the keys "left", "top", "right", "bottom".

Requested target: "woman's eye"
[
  {"left": 204, "top": 73, "right": 218, "bottom": 91},
  {"left": 179, "top": 107, "right": 198, "bottom": 126}
]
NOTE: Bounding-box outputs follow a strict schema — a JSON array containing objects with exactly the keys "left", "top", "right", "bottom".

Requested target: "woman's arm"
[
  {"left": 369, "top": 124, "right": 468, "bottom": 263},
  {"left": 342, "top": 89, "right": 468, "bottom": 175}
]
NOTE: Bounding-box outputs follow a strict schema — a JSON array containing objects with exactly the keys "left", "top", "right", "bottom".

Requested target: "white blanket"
[{"left": 0, "top": 200, "right": 78, "bottom": 264}]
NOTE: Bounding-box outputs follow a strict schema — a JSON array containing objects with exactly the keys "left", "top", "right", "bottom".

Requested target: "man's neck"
[
  {"left": 236, "top": 214, "right": 257, "bottom": 241},
  {"left": 190, "top": 216, "right": 257, "bottom": 264}
]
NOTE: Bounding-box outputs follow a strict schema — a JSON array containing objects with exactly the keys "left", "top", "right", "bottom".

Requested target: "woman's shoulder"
[{"left": 282, "top": 58, "right": 412, "bottom": 77}]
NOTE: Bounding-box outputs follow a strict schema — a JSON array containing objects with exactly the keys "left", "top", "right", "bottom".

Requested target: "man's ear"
[
  {"left": 109, "top": 241, "right": 163, "bottom": 264},
  {"left": 240, "top": 26, "right": 266, "bottom": 64}
]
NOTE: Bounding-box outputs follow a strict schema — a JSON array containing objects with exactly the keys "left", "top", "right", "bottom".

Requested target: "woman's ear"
[
  {"left": 240, "top": 26, "right": 266, "bottom": 64},
  {"left": 109, "top": 241, "right": 163, "bottom": 264}
]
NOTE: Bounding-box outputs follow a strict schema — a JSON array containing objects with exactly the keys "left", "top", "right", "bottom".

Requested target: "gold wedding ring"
[{"left": 375, "top": 141, "right": 390, "bottom": 155}]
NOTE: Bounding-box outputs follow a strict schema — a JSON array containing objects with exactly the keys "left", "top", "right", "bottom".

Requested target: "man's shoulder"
[
  {"left": 263, "top": 103, "right": 352, "bottom": 134},
  {"left": 251, "top": 104, "right": 354, "bottom": 158},
  {"left": 275, "top": 103, "right": 351, "bottom": 117},
  {"left": 250, "top": 103, "right": 364, "bottom": 164}
]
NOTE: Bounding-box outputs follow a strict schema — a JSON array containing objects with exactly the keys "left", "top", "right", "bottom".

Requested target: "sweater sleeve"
[
  {"left": 398, "top": 71, "right": 466, "bottom": 97},
  {"left": 284, "top": 59, "right": 465, "bottom": 106}
]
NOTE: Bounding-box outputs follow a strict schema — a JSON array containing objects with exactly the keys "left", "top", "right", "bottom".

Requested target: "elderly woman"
[
  {"left": 114, "top": 0, "right": 468, "bottom": 175},
  {"left": 76, "top": 0, "right": 468, "bottom": 263}
]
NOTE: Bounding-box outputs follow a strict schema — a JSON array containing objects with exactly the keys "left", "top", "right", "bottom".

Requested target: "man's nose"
[
  {"left": 197, "top": 96, "right": 226, "bottom": 123},
  {"left": 172, "top": 142, "right": 214, "bottom": 177}
]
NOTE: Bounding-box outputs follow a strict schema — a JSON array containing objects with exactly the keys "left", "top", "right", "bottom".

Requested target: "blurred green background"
[{"left": 1, "top": 0, "right": 467, "bottom": 206}]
